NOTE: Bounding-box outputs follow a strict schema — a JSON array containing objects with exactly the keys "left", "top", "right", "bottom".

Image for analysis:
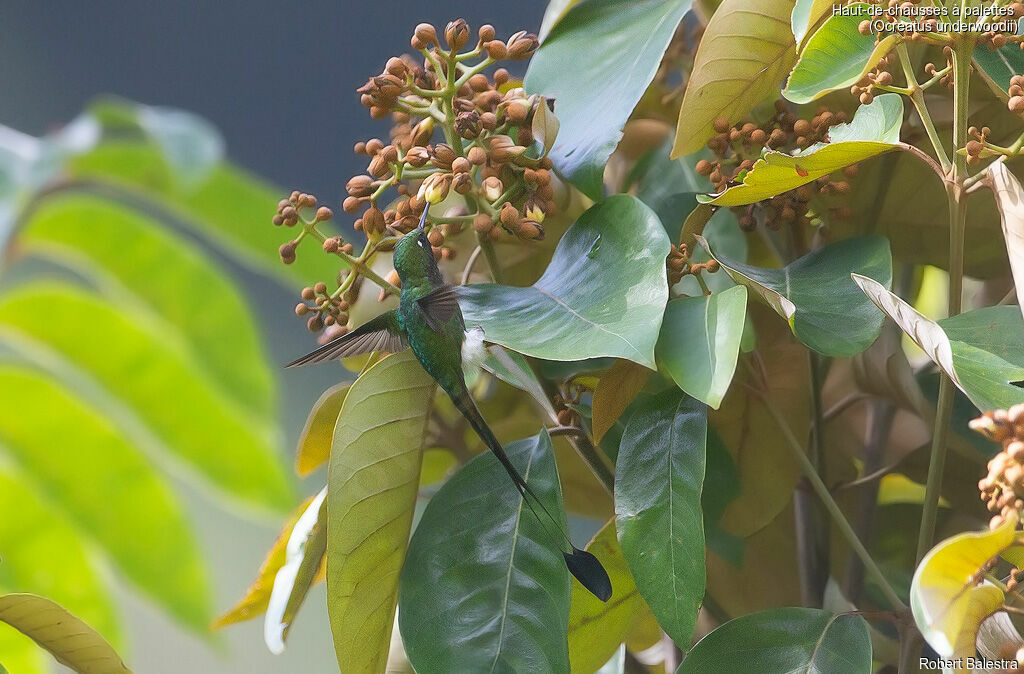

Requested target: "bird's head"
[{"left": 392, "top": 203, "right": 436, "bottom": 283}]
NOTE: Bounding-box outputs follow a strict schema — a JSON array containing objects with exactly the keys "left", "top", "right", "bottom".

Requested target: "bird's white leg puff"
[{"left": 461, "top": 325, "right": 487, "bottom": 382}]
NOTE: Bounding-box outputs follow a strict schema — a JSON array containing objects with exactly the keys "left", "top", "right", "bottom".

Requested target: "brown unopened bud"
[
  {"left": 445, "top": 19, "right": 470, "bottom": 50},
  {"left": 386, "top": 57, "right": 407, "bottom": 78},
  {"left": 453, "top": 172, "right": 473, "bottom": 194},
  {"left": 485, "top": 40, "right": 508, "bottom": 60},
  {"left": 451, "top": 157, "right": 471, "bottom": 174},
  {"left": 315, "top": 206, "right": 333, "bottom": 222},
  {"left": 368, "top": 154, "right": 390, "bottom": 178},
  {"left": 1010, "top": 96, "right": 1024, "bottom": 114},
  {"left": 489, "top": 135, "right": 524, "bottom": 163},
  {"left": 279, "top": 242, "right": 296, "bottom": 264},
  {"left": 323, "top": 237, "right": 340, "bottom": 253},
  {"left": 478, "top": 24, "right": 495, "bottom": 43},
  {"left": 473, "top": 213, "right": 494, "bottom": 233},
  {"left": 467, "top": 146, "right": 487, "bottom": 165},
  {"left": 363, "top": 206, "right": 386, "bottom": 234},
  {"left": 414, "top": 23, "right": 437, "bottom": 46},
  {"left": 432, "top": 143, "right": 457, "bottom": 169},
  {"left": 428, "top": 228, "right": 445, "bottom": 246},
  {"left": 515, "top": 219, "right": 545, "bottom": 240},
  {"left": 482, "top": 176, "right": 504, "bottom": 201},
  {"left": 365, "top": 138, "right": 385, "bottom": 155},
  {"left": 406, "top": 146, "right": 430, "bottom": 167},
  {"left": 499, "top": 202, "right": 521, "bottom": 230},
  {"left": 506, "top": 99, "right": 529, "bottom": 124},
  {"left": 455, "top": 111, "right": 481, "bottom": 139}
]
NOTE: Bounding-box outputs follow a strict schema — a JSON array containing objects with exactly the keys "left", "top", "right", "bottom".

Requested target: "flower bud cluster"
[
  {"left": 972, "top": 404, "right": 1024, "bottom": 529},
  {"left": 666, "top": 243, "right": 720, "bottom": 287}
]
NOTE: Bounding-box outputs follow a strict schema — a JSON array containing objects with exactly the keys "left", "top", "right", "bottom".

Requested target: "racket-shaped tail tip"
[{"left": 563, "top": 548, "right": 612, "bottom": 602}]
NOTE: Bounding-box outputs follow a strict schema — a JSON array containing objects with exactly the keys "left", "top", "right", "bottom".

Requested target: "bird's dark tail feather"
[{"left": 451, "top": 388, "right": 612, "bottom": 602}]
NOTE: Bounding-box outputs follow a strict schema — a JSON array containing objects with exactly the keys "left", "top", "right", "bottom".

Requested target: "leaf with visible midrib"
[
  {"left": 399, "top": 431, "right": 571, "bottom": 674},
  {"left": 0, "top": 594, "right": 130, "bottom": 674},
  {"left": 615, "top": 390, "right": 706, "bottom": 645},
  {"left": 457, "top": 195, "right": 670, "bottom": 368},
  {"left": 672, "top": 0, "right": 798, "bottom": 158},
  {"left": 327, "top": 351, "right": 435, "bottom": 674}
]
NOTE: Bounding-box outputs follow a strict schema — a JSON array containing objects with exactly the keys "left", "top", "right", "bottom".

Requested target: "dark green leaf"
[
  {"left": 526, "top": 0, "right": 693, "bottom": 199},
  {"left": 703, "top": 236, "right": 892, "bottom": 356},
  {"left": 457, "top": 195, "right": 670, "bottom": 368},
  {"left": 616, "top": 390, "right": 706, "bottom": 645},
  {"left": 400, "top": 431, "right": 571, "bottom": 674},
  {"left": 657, "top": 286, "right": 748, "bottom": 409},
  {"left": 680, "top": 608, "right": 872, "bottom": 673},
  {"left": 974, "top": 18, "right": 1024, "bottom": 94},
  {"left": 0, "top": 366, "right": 209, "bottom": 630}
]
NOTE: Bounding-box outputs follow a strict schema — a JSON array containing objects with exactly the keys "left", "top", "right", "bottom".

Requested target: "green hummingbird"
[{"left": 287, "top": 204, "right": 611, "bottom": 602}]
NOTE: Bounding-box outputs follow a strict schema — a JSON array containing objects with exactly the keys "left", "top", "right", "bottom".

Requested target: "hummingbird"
[{"left": 287, "top": 203, "right": 612, "bottom": 602}]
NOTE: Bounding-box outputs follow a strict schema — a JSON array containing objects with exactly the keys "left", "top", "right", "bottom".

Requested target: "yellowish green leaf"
[
  {"left": 295, "top": 383, "right": 350, "bottom": 476},
  {"left": 592, "top": 359, "right": 651, "bottom": 443},
  {"left": 791, "top": 0, "right": 837, "bottom": 46}
]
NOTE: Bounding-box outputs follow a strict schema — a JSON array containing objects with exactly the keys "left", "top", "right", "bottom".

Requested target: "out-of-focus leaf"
[
  {"left": 0, "top": 594, "right": 130, "bottom": 674},
  {"left": 989, "top": 163, "right": 1024, "bottom": 323},
  {"left": 295, "top": 384, "right": 349, "bottom": 476},
  {"left": 400, "top": 431, "right": 571, "bottom": 674},
  {"left": 18, "top": 194, "right": 274, "bottom": 417},
  {"left": 266, "top": 488, "right": 327, "bottom": 654},
  {"left": 135, "top": 104, "right": 224, "bottom": 185},
  {"left": 0, "top": 282, "right": 293, "bottom": 510},
  {"left": 672, "top": 0, "right": 797, "bottom": 157},
  {"left": 568, "top": 520, "right": 649, "bottom": 674},
  {"left": 328, "top": 352, "right": 435, "bottom": 674},
  {"left": 214, "top": 493, "right": 320, "bottom": 629},
  {"left": 703, "top": 236, "right": 891, "bottom": 357},
  {"left": 791, "top": 0, "right": 837, "bottom": 46},
  {"left": 616, "top": 390, "right": 706, "bottom": 645},
  {"left": 592, "top": 359, "right": 651, "bottom": 443},
  {"left": 784, "top": 4, "right": 900, "bottom": 103},
  {"left": 855, "top": 275, "right": 1024, "bottom": 411},
  {"left": 419, "top": 448, "right": 457, "bottom": 487},
  {"left": 457, "top": 195, "right": 670, "bottom": 368},
  {"left": 0, "top": 630, "right": 47, "bottom": 674},
  {"left": 911, "top": 518, "right": 1018, "bottom": 659},
  {"left": 481, "top": 345, "right": 557, "bottom": 423},
  {"left": 526, "top": 0, "right": 693, "bottom": 199},
  {"left": 0, "top": 471, "right": 118, "bottom": 647},
  {"left": 67, "top": 142, "right": 341, "bottom": 285},
  {"left": 680, "top": 607, "right": 871, "bottom": 672},
  {"left": 704, "top": 94, "right": 904, "bottom": 206},
  {"left": 657, "top": 286, "right": 748, "bottom": 409},
  {"left": 713, "top": 305, "right": 808, "bottom": 535},
  {"left": 0, "top": 366, "right": 209, "bottom": 630}
]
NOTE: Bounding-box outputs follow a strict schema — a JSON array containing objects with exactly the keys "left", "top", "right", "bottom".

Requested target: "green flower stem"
[
  {"left": 475, "top": 232, "right": 505, "bottom": 283},
  {"left": 761, "top": 392, "right": 907, "bottom": 610},
  {"left": 898, "top": 42, "right": 952, "bottom": 173},
  {"left": 915, "top": 37, "right": 972, "bottom": 564}
]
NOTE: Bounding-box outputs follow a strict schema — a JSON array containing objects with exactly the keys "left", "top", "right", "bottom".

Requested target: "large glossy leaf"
[
  {"left": 457, "top": 195, "right": 670, "bottom": 368},
  {"left": 672, "top": 0, "right": 798, "bottom": 158},
  {"left": 705, "top": 94, "right": 904, "bottom": 206},
  {"left": 975, "top": 36, "right": 1024, "bottom": 95},
  {"left": 525, "top": 0, "right": 693, "bottom": 199},
  {"left": 615, "top": 390, "right": 706, "bottom": 645},
  {"left": 854, "top": 275, "right": 1024, "bottom": 411},
  {"left": 592, "top": 359, "right": 651, "bottom": 443},
  {"left": 703, "top": 236, "right": 891, "bottom": 356},
  {"left": 990, "top": 163, "right": 1024, "bottom": 322},
  {"left": 911, "top": 518, "right": 1018, "bottom": 659},
  {"left": 0, "top": 282, "right": 293, "bottom": 510},
  {"left": 399, "top": 431, "right": 571, "bottom": 674},
  {"left": 791, "top": 0, "right": 837, "bottom": 45},
  {"left": 66, "top": 142, "right": 341, "bottom": 285},
  {"left": 18, "top": 194, "right": 274, "bottom": 418},
  {"left": 657, "top": 286, "right": 748, "bottom": 409},
  {"left": 0, "top": 366, "right": 209, "bottom": 629},
  {"left": 327, "top": 351, "right": 435, "bottom": 674},
  {"left": 0, "top": 594, "right": 129, "bottom": 674},
  {"left": 568, "top": 520, "right": 650, "bottom": 674},
  {"left": 295, "top": 383, "right": 349, "bottom": 476},
  {"left": 680, "top": 608, "right": 871, "bottom": 672},
  {"left": 784, "top": 4, "right": 900, "bottom": 103},
  {"left": 0, "top": 471, "right": 118, "bottom": 648}
]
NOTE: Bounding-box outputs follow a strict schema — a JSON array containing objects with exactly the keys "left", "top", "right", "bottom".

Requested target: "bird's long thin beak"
[{"left": 418, "top": 202, "right": 430, "bottom": 231}]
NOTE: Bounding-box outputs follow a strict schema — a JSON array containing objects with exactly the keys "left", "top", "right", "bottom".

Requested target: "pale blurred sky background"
[{"left": 0, "top": 1, "right": 545, "bottom": 672}]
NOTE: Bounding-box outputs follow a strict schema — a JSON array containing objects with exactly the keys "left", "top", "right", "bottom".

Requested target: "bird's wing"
[
  {"left": 285, "top": 310, "right": 407, "bottom": 367},
  {"left": 416, "top": 284, "right": 461, "bottom": 331}
]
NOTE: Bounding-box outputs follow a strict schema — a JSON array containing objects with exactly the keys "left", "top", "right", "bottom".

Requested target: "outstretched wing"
[
  {"left": 416, "top": 285, "right": 461, "bottom": 331},
  {"left": 285, "top": 310, "right": 407, "bottom": 367}
]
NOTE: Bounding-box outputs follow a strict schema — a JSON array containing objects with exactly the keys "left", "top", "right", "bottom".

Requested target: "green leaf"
[
  {"left": 457, "top": 195, "right": 670, "bottom": 368},
  {"left": 657, "top": 286, "right": 748, "bottom": 409},
  {"left": 854, "top": 275, "right": 1024, "bottom": 411},
  {"left": 702, "top": 236, "right": 891, "bottom": 356},
  {"left": 539, "top": 0, "right": 582, "bottom": 41},
  {"left": 327, "top": 351, "right": 435, "bottom": 674},
  {"left": 525, "top": 0, "right": 693, "bottom": 199},
  {"left": 67, "top": 142, "right": 341, "bottom": 286},
  {"left": 0, "top": 470, "right": 119, "bottom": 648},
  {"left": 18, "top": 194, "right": 274, "bottom": 417},
  {"left": 615, "top": 390, "right": 706, "bottom": 645},
  {"left": 705, "top": 94, "right": 905, "bottom": 206},
  {"left": 481, "top": 345, "right": 558, "bottom": 423},
  {"left": 784, "top": 4, "right": 901, "bottom": 104},
  {"left": 974, "top": 20, "right": 1024, "bottom": 95},
  {"left": 0, "top": 594, "right": 130, "bottom": 674},
  {"left": 791, "top": 0, "right": 838, "bottom": 46},
  {"left": 911, "top": 518, "right": 1017, "bottom": 659},
  {"left": 672, "top": 0, "right": 798, "bottom": 158},
  {"left": 295, "top": 383, "right": 350, "bottom": 476},
  {"left": 568, "top": 520, "right": 649, "bottom": 674},
  {"left": 0, "top": 366, "right": 209, "bottom": 630},
  {"left": 989, "top": 163, "right": 1024, "bottom": 323},
  {"left": 135, "top": 103, "right": 224, "bottom": 185},
  {"left": 400, "top": 431, "right": 571, "bottom": 674},
  {"left": 680, "top": 607, "right": 872, "bottom": 672},
  {"left": 0, "top": 282, "right": 293, "bottom": 510}
]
